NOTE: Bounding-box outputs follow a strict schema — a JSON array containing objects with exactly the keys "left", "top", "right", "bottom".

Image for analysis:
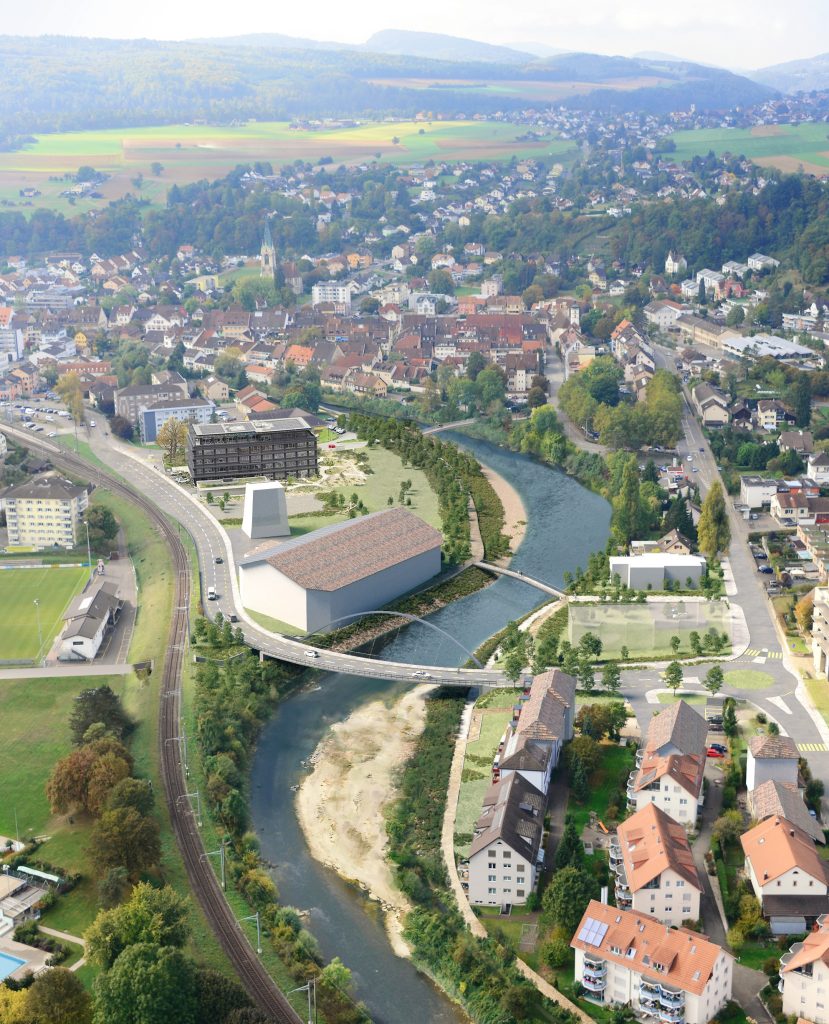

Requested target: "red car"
[{"left": 706, "top": 747, "right": 726, "bottom": 758}]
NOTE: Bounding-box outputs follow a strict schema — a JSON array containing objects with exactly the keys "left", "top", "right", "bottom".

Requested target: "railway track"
[{"left": 5, "top": 431, "right": 301, "bottom": 1024}]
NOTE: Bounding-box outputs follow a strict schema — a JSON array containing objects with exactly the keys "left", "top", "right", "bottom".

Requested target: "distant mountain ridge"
[
  {"left": 362, "top": 29, "right": 533, "bottom": 63},
  {"left": 750, "top": 52, "right": 829, "bottom": 93}
]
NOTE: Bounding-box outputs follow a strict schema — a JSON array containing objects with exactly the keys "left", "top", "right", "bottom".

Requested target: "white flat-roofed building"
[
  {"left": 608, "top": 554, "right": 706, "bottom": 591},
  {"left": 571, "top": 900, "right": 733, "bottom": 1023},
  {"left": 5, "top": 474, "right": 88, "bottom": 549},
  {"left": 740, "top": 475, "right": 779, "bottom": 509},
  {"left": 238, "top": 507, "right": 442, "bottom": 633}
]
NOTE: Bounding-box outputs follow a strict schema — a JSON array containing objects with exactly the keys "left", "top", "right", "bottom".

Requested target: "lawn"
[
  {"left": 244, "top": 608, "right": 305, "bottom": 636},
  {"left": 668, "top": 123, "right": 829, "bottom": 175},
  {"left": 0, "top": 119, "right": 576, "bottom": 215},
  {"left": 454, "top": 693, "right": 519, "bottom": 858},
  {"left": 569, "top": 602, "right": 729, "bottom": 660},
  {"left": 723, "top": 669, "right": 775, "bottom": 691},
  {"left": 0, "top": 566, "right": 88, "bottom": 662},
  {"left": 568, "top": 742, "right": 636, "bottom": 836},
  {"left": 476, "top": 906, "right": 543, "bottom": 972},
  {"left": 657, "top": 692, "right": 706, "bottom": 705},
  {"left": 805, "top": 676, "right": 829, "bottom": 729}
]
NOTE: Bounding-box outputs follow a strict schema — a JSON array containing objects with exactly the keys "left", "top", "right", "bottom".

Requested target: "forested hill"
[{"left": 0, "top": 35, "right": 774, "bottom": 147}]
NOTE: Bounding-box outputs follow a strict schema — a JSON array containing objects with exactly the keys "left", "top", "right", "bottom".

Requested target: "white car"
[
  {"left": 48, "top": 431, "right": 57, "bottom": 437},
  {"left": 304, "top": 650, "right": 319, "bottom": 659},
  {"left": 686, "top": 455, "right": 693, "bottom": 461},
  {"left": 412, "top": 670, "right": 431, "bottom": 678}
]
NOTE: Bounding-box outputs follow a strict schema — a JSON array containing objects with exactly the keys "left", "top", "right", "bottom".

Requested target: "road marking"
[
  {"left": 767, "top": 695, "right": 792, "bottom": 716},
  {"left": 799, "top": 743, "right": 829, "bottom": 752}
]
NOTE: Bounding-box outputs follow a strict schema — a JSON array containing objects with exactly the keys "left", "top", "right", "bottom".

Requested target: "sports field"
[
  {"left": 0, "top": 566, "right": 88, "bottom": 662},
  {"left": 668, "top": 123, "right": 829, "bottom": 175},
  {"left": 0, "top": 119, "right": 577, "bottom": 215}
]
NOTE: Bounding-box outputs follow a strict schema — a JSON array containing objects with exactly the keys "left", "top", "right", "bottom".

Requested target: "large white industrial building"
[{"left": 238, "top": 507, "right": 442, "bottom": 633}]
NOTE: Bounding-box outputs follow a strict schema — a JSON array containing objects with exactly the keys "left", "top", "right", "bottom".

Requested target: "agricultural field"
[
  {"left": 0, "top": 119, "right": 576, "bottom": 216},
  {"left": 668, "top": 123, "right": 829, "bottom": 175},
  {"left": 0, "top": 566, "right": 88, "bottom": 662}
]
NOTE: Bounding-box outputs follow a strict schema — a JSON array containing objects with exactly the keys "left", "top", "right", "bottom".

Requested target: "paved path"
[
  {"left": 39, "top": 926, "right": 86, "bottom": 973},
  {"left": 0, "top": 663, "right": 135, "bottom": 679}
]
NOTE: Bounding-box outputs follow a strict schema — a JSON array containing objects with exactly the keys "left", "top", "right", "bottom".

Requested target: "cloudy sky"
[{"left": 9, "top": 0, "right": 827, "bottom": 68}]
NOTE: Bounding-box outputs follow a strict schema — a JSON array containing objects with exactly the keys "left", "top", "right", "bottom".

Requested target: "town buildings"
[
  {"left": 139, "top": 397, "right": 214, "bottom": 443},
  {"left": 746, "top": 734, "right": 800, "bottom": 792},
  {"left": 5, "top": 474, "right": 89, "bottom": 549},
  {"left": 571, "top": 900, "right": 733, "bottom": 1023},
  {"left": 59, "top": 581, "right": 123, "bottom": 661},
  {"left": 186, "top": 418, "right": 318, "bottom": 483},
  {"left": 608, "top": 553, "right": 706, "bottom": 591},
  {"left": 626, "top": 700, "right": 707, "bottom": 826},
  {"left": 238, "top": 507, "right": 442, "bottom": 633},
  {"left": 780, "top": 915, "right": 829, "bottom": 1023}
]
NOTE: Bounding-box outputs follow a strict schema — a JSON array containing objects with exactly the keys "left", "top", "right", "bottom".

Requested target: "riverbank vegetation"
[
  {"left": 347, "top": 413, "right": 510, "bottom": 562},
  {"left": 387, "top": 689, "right": 575, "bottom": 1024}
]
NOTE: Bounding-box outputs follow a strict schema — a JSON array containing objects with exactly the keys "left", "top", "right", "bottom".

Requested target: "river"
[{"left": 249, "top": 437, "right": 611, "bottom": 1024}]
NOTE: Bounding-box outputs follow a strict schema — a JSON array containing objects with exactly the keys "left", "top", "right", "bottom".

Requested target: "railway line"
[{"left": 5, "top": 430, "right": 302, "bottom": 1024}]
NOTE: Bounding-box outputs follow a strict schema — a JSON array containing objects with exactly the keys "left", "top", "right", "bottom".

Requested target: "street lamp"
[
  {"left": 33, "top": 599, "right": 42, "bottom": 660},
  {"left": 84, "top": 520, "right": 94, "bottom": 585},
  {"left": 288, "top": 978, "right": 316, "bottom": 1024}
]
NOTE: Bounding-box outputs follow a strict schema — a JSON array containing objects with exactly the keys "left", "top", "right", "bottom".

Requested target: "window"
[
  {"left": 517, "top": 864, "right": 525, "bottom": 873},
  {"left": 488, "top": 850, "right": 497, "bottom": 857},
  {"left": 488, "top": 863, "right": 496, "bottom": 869},
  {"left": 517, "top": 889, "right": 525, "bottom": 898},
  {"left": 488, "top": 887, "right": 496, "bottom": 895},
  {"left": 503, "top": 851, "right": 511, "bottom": 859},
  {"left": 488, "top": 875, "right": 496, "bottom": 882},
  {"left": 676, "top": 881, "right": 684, "bottom": 888}
]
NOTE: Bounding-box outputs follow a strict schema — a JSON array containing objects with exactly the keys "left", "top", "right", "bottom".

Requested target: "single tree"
[
  {"left": 70, "top": 685, "right": 131, "bottom": 745},
  {"left": 26, "top": 967, "right": 91, "bottom": 1024},
  {"left": 697, "top": 482, "right": 731, "bottom": 560},
  {"left": 670, "top": 635, "right": 681, "bottom": 655},
  {"left": 704, "top": 665, "right": 724, "bottom": 696},
  {"left": 106, "top": 778, "right": 155, "bottom": 817},
  {"left": 89, "top": 807, "right": 161, "bottom": 877},
  {"left": 86, "top": 883, "right": 189, "bottom": 969},
  {"left": 542, "top": 866, "right": 599, "bottom": 933},
  {"left": 578, "top": 632, "right": 603, "bottom": 660},
  {"left": 92, "top": 943, "right": 197, "bottom": 1024},
  {"left": 156, "top": 417, "right": 189, "bottom": 463},
  {"left": 601, "top": 661, "right": 621, "bottom": 695},
  {"left": 664, "top": 661, "right": 683, "bottom": 693},
  {"left": 712, "top": 810, "right": 743, "bottom": 849},
  {"left": 554, "top": 820, "right": 585, "bottom": 870}
]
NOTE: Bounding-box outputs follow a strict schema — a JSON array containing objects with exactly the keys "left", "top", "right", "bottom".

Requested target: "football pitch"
[{"left": 0, "top": 566, "right": 89, "bottom": 662}]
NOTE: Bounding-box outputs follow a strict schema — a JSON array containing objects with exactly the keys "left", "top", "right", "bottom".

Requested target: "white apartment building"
[
  {"left": 746, "top": 734, "right": 800, "bottom": 792},
  {"left": 467, "top": 772, "right": 544, "bottom": 907},
  {"left": 741, "top": 816, "right": 829, "bottom": 933},
  {"left": 813, "top": 587, "right": 829, "bottom": 678},
  {"left": 310, "top": 282, "right": 353, "bottom": 311},
  {"left": 627, "top": 701, "right": 707, "bottom": 827},
  {"left": 780, "top": 915, "right": 829, "bottom": 1024},
  {"left": 572, "top": 901, "right": 733, "bottom": 1024},
  {"left": 611, "top": 804, "right": 702, "bottom": 927},
  {"left": 739, "top": 476, "right": 779, "bottom": 510},
  {"left": 5, "top": 475, "right": 89, "bottom": 549}
]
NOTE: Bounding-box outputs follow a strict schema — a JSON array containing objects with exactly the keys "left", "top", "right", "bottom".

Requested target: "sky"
[{"left": 10, "top": 0, "right": 829, "bottom": 69}]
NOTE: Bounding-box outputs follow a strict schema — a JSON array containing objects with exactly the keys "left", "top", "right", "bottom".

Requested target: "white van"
[{"left": 207, "top": 587, "right": 217, "bottom": 601}]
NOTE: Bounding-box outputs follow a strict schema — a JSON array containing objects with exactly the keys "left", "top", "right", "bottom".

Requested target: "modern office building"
[
  {"left": 5, "top": 474, "right": 89, "bottom": 549},
  {"left": 186, "top": 417, "right": 318, "bottom": 483},
  {"left": 139, "top": 397, "right": 214, "bottom": 442}
]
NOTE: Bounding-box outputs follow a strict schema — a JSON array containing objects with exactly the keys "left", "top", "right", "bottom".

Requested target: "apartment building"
[
  {"left": 749, "top": 780, "right": 825, "bottom": 845},
  {"left": 467, "top": 772, "right": 544, "bottom": 907},
  {"left": 5, "top": 475, "right": 89, "bottom": 549},
  {"left": 571, "top": 901, "right": 733, "bottom": 1024},
  {"left": 115, "top": 383, "right": 189, "bottom": 425},
  {"left": 741, "top": 816, "right": 829, "bottom": 933},
  {"left": 611, "top": 804, "right": 702, "bottom": 927},
  {"left": 139, "top": 397, "right": 214, "bottom": 442},
  {"left": 780, "top": 914, "right": 829, "bottom": 1024},
  {"left": 813, "top": 587, "right": 829, "bottom": 678},
  {"left": 627, "top": 701, "right": 707, "bottom": 827},
  {"left": 186, "top": 418, "right": 318, "bottom": 483}
]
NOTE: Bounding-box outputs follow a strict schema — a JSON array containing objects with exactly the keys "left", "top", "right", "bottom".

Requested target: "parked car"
[
  {"left": 758, "top": 565, "right": 774, "bottom": 574},
  {"left": 706, "top": 747, "right": 726, "bottom": 758},
  {"left": 710, "top": 743, "right": 728, "bottom": 754}
]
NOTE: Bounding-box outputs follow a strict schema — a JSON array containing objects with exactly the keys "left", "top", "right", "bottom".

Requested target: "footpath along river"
[{"left": 250, "top": 436, "right": 611, "bottom": 1024}]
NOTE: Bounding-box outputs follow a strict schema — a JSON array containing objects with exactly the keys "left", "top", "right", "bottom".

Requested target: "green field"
[
  {"left": 0, "top": 566, "right": 88, "bottom": 662},
  {"left": 568, "top": 601, "right": 729, "bottom": 660},
  {"left": 669, "top": 123, "right": 829, "bottom": 174},
  {"left": 0, "top": 119, "right": 576, "bottom": 215}
]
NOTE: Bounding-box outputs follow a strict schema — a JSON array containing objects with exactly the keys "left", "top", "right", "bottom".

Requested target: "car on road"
[
  {"left": 228, "top": 614, "right": 238, "bottom": 623},
  {"left": 214, "top": 556, "right": 223, "bottom": 564},
  {"left": 758, "top": 565, "right": 774, "bottom": 574},
  {"left": 752, "top": 550, "right": 767, "bottom": 560},
  {"left": 706, "top": 747, "right": 726, "bottom": 758},
  {"left": 207, "top": 587, "right": 217, "bottom": 600},
  {"left": 686, "top": 455, "right": 693, "bottom": 461},
  {"left": 692, "top": 467, "right": 699, "bottom": 472},
  {"left": 709, "top": 743, "right": 728, "bottom": 754},
  {"left": 304, "top": 650, "right": 319, "bottom": 659},
  {"left": 411, "top": 670, "right": 431, "bottom": 679},
  {"left": 699, "top": 447, "right": 704, "bottom": 452},
  {"left": 89, "top": 419, "right": 96, "bottom": 427}
]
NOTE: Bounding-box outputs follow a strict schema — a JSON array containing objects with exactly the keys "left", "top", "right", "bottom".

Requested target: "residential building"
[
  {"left": 5, "top": 475, "right": 89, "bottom": 549},
  {"left": 691, "top": 383, "right": 730, "bottom": 427},
  {"left": 748, "top": 253, "right": 781, "bottom": 272},
  {"left": 644, "top": 300, "right": 684, "bottom": 330},
  {"left": 626, "top": 700, "right": 707, "bottom": 826},
  {"left": 657, "top": 530, "right": 693, "bottom": 556},
  {"left": 807, "top": 453, "right": 829, "bottom": 486},
  {"left": 779, "top": 431, "right": 814, "bottom": 455},
  {"left": 608, "top": 554, "right": 706, "bottom": 591},
  {"left": 466, "top": 772, "right": 544, "bottom": 906},
  {"left": 311, "top": 282, "right": 352, "bottom": 311},
  {"left": 747, "top": 734, "right": 800, "bottom": 792},
  {"left": 740, "top": 476, "right": 778, "bottom": 510},
  {"left": 610, "top": 804, "right": 702, "bottom": 926},
  {"left": 756, "top": 400, "right": 792, "bottom": 432},
  {"left": 139, "top": 397, "right": 214, "bottom": 443},
  {"left": 495, "top": 668, "right": 576, "bottom": 795},
  {"left": 748, "top": 780, "right": 824, "bottom": 845},
  {"left": 780, "top": 914, "right": 829, "bottom": 1023},
  {"left": 665, "top": 252, "right": 687, "bottom": 276},
  {"left": 238, "top": 507, "right": 442, "bottom": 634},
  {"left": 813, "top": 587, "right": 829, "bottom": 677},
  {"left": 186, "top": 418, "right": 318, "bottom": 483},
  {"left": 571, "top": 901, "right": 733, "bottom": 1023},
  {"left": 115, "top": 383, "right": 190, "bottom": 426},
  {"left": 741, "top": 816, "right": 829, "bottom": 933},
  {"left": 59, "top": 581, "right": 123, "bottom": 661}
]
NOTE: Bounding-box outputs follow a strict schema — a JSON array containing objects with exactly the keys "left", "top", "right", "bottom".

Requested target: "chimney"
[{"left": 600, "top": 886, "right": 608, "bottom": 905}]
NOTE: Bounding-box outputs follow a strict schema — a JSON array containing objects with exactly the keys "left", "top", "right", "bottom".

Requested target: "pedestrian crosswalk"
[
  {"left": 799, "top": 743, "right": 828, "bottom": 752},
  {"left": 743, "top": 649, "right": 783, "bottom": 659}
]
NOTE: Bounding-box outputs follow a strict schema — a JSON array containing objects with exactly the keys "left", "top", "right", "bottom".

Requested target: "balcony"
[
  {"left": 582, "top": 974, "right": 607, "bottom": 994},
  {"left": 584, "top": 956, "right": 606, "bottom": 974},
  {"left": 659, "top": 990, "right": 685, "bottom": 1009}
]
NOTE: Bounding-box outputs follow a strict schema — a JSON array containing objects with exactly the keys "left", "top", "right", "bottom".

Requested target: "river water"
[{"left": 249, "top": 437, "right": 611, "bottom": 1024}]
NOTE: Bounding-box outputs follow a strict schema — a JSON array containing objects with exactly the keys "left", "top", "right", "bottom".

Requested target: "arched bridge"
[{"left": 473, "top": 562, "right": 566, "bottom": 599}]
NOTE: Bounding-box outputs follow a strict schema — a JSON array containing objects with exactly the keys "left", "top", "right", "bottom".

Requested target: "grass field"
[
  {"left": 0, "top": 119, "right": 576, "bottom": 215},
  {"left": 0, "top": 566, "right": 88, "bottom": 662},
  {"left": 669, "top": 123, "right": 829, "bottom": 174},
  {"left": 567, "top": 743, "right": 636, "bottom": 835},
  {"left": 723, "top": 669, "right": 775, "bottom": 691}
]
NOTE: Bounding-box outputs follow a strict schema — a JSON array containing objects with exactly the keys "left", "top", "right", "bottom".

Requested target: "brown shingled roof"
[
  {"left": 749, "top": 780, "right": 824, "bottom": 844},
  {"left": 645, "top": 700, "right": 708, "bottom": 757},
  {"left": 242, "top": 508, "right": 441, "bottom": 592},
  {"left": 749, "top": 734, "right": 800, "bottom": 760}
]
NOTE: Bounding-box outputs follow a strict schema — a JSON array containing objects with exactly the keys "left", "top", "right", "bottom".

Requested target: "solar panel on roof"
[{"left": 577, "top": 917, "right": 608, "bottom": 947}]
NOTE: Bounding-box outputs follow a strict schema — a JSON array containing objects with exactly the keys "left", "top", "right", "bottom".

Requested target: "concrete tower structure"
[{"left": 241, "top": 480, "right": 290, "bottom": 539}]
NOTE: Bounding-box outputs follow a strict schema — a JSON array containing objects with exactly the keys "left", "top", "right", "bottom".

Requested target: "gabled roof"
[
  {"left": 469, "top": 772, "right": 544, "bottom": 861},
  {"left": 749, "top": 734, "right": 799, "bottom": 760},
  {"left": 741, "top": 816, "right": 829, "bottom": 886},
  {"left": 645, "top": 700, "right": 708, "bottom": 758},
  {"left": 750, "top": 780, "right": 824, "bottom": 844},
  {"left": 617, "top": 804, "right": 702, "bottom": 893},
  {"left": 571, "top": 900, "right": 728, "bottom": 996},
  {"left": 781, "top": 917, "right": 829, "bottom": 974}
]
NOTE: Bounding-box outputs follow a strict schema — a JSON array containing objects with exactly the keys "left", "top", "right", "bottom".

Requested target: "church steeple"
[{"left": 260, "top": 220, "right": 275, "bottom": 278}]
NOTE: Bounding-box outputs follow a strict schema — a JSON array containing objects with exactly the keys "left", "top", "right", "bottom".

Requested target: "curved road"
[{"left": 1, "top": 426, "right": 303, "bottom": 1023}]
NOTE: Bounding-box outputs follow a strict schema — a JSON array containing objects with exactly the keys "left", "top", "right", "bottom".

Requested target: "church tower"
[{"left": 260, "top": 221, "right": 275, "bottom": 279}]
